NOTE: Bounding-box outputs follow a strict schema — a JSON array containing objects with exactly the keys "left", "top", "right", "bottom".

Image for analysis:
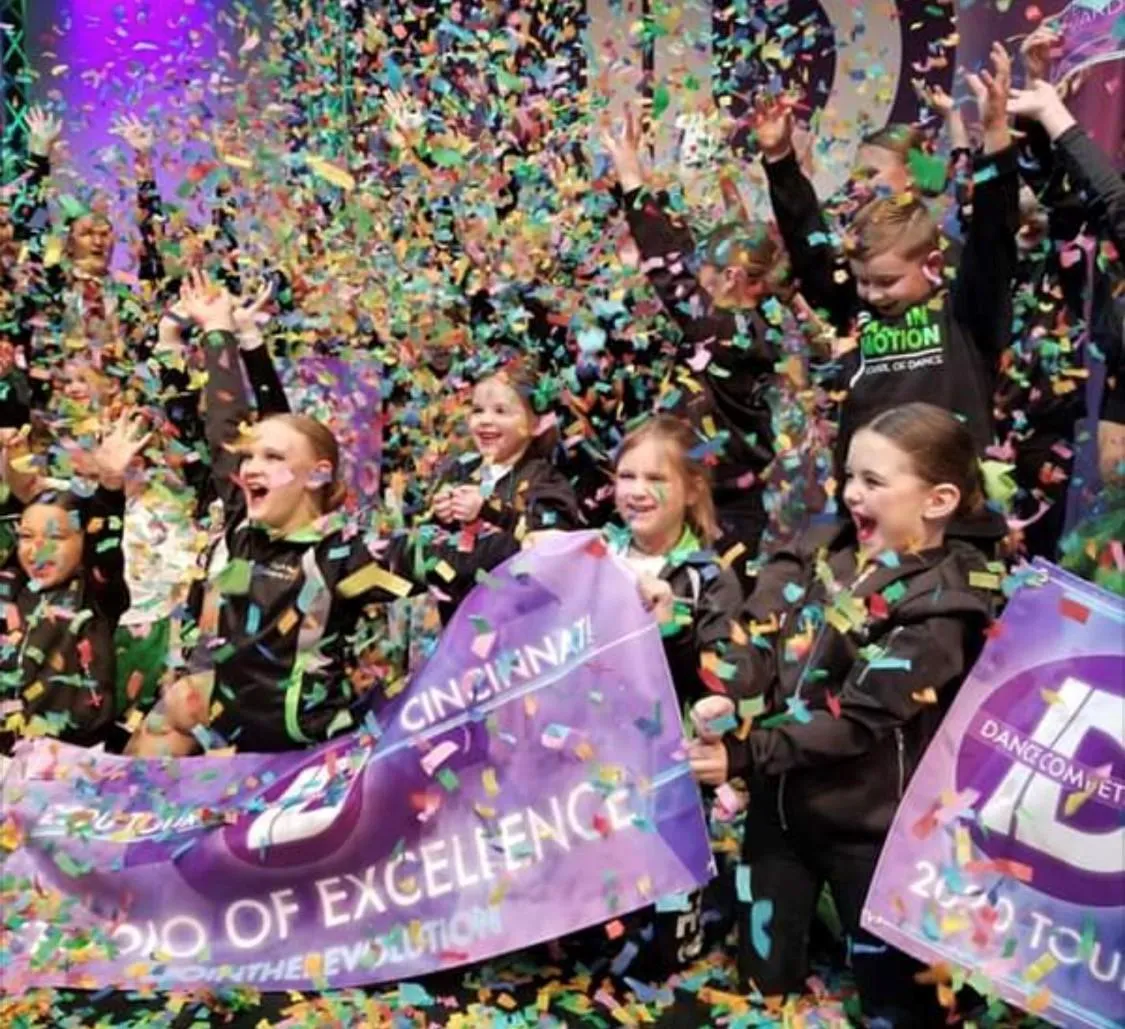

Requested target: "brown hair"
[
  {"left": 860, "top": 123, "right": 926, "bottom": 162},
  {"left": 260, "top": 414, "right": 347, "bottom": 511},
  {"left": 863, "top": 403, "right": 984, "bottom": 516},
  {"left": 846, "top": 193, "right": 940, "bottom": 263},
  {"left": 616, "top": 415, "right": 720, "bottom": 544},
  {"left": 479, "top": 359, "right": 559, "bottom": 461}
]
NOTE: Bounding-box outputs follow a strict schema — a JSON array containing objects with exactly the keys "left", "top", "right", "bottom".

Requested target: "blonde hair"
[
  {"left": 616, "top": 416, "right": 720, "bottom": 544},
  {"left": 860, "top": 124, "right": 926, "bottom": 163},
  {"left": 260, "top": 413, "right": 347, "bottom": 511},
  {"left": 846, "top": 194, "right": 940, "bottom": 263}
]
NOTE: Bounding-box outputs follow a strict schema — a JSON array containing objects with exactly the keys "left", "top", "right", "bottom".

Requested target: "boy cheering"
[{"left": 757, "top": 45, "right": 1018, "bottom": 489}]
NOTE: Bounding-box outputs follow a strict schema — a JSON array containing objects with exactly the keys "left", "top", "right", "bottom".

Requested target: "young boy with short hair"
[{"left": 759, "top": 45, "right": 1019, "bottom": 487}]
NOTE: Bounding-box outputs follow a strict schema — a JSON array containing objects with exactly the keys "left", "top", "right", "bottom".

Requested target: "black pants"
[{"left": 740, "top": 809, "right": 945, "bottom": 1028}]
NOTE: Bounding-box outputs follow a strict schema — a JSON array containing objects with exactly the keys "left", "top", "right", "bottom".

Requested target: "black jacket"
[
  {"left": 1053, "top": 125, "right": 1125, "bottom": 256},
  {"left": 765, "top": 146, "right": 1020, "bottom": 479},
  {"left": 435, "top": 449, "right": 581, "bottom": 537},
  {"left": 725, "top": 521, "right": 995, "bottom": 840},
  {"left": 637, "top": 539, "right": 746, "bottom": 710},
  {"left": 620, "top": 188, "right": 779, "bottom": 512},
  {"left": 0, "top": 486, "right": 129, "bottom": 754},
  {"left": 189, "top": 330, "right": 516, "bottom": 752}
]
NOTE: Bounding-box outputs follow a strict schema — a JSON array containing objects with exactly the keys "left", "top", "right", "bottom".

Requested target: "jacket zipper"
[
  {"left": 777, "top": 620, "right": 832, "bottom": 834},
  {"left": 895, "top": 728, "right": 906, "bottom": 799}
]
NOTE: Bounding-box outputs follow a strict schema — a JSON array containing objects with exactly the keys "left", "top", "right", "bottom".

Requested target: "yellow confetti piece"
[
  {"left": 1024, "top": 951, "right": 1058, "bottom": 984},
  {"left": 306, "top": 156, "right": 356, "bottom": 191},
  {"left": 434, "top": 560, "right": 456, "bottom": 582},
  {"left": 955, "top": 825, "right": 971, "bottom": 866},
  {"left": 276, "top": 608, "right": 299, "bottom": 635},
  {"left": 337, "top": 562, "right": 413, "bottom": 599},
  {"left": 912, "top": 687, "right": 938, "bottom": 704},
  {"left": 221, "top": 154, "right": 254, "bottom": 170},
  {"left": 969, "top": 572, "right": 1001, "bottom": 590},
  {"left": 1063, "top": 787, "right": 1095, "bottom": 817},
  {"left": 482, "top": 768, "right": 499, "bottom": 797},
  {"left": 122, "top": 708, "right": 144, "bottom": 733}
]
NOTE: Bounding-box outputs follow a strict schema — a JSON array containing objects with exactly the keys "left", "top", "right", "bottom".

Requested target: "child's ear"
[
  {"left": 308, "top": 459, "right": 334, "bottom": 491},
  {"left": 925, "top": 482, "right": 960, "bottom": 521},
  {"left": 921, "top": 249, "right": 944, "bottom": 286}
]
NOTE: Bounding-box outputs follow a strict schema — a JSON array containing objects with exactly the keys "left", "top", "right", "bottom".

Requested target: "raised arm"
[
  {"left": 86, "top": 411, "right": 151, "bottom": 626},
  {"left": 603, "top": 109, "right": 776, "bottom": 368},
  {"left": 112, "top": 115, "right": 168, "bottom": 290},
  {"left": 233, "top": 283, "right": 290, "bottom": 417},
  {"left": 10, "top": 108, "right": 60, "bottom": 244},
  {"left": 759, "top": 120, "right": 857, "bottom": 333},
  {"left": 1009, "top": 80, "right": 1125, "bottom": 253},
  {"left": 179, "top": 272, "right": 249, "bottom": 516},
  {"left": 954, "top": 43, "right": 1019, "bottom": 362}
]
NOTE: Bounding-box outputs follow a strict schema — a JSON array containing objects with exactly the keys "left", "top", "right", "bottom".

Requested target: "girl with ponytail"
[
  {"left": 687, "top": 402, "right": 998, "bottom": 1025},
  {"left": 130, "top": 274, "right": 515, "bottom": 756}
]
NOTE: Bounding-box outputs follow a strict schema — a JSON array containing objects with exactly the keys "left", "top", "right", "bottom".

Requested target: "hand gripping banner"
[
  {"left": 0, "top": 532, "right": 713, "bottom": 993},
  {"left": 862, "top": 562, "right": 1125, "bottom": 1029}
]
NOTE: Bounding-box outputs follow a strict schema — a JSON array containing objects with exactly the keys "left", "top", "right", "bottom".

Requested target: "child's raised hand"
[
  {"left": 110, "top": 114, "right": 155, "bottom": 154},
  {"left": 94, "top": 409, "right": 152, "bottom": 490},
  {"left": 1007, "top": 78, "right": 1063, "bottom": 121},
  {"left": 384, "top": 91, "right": 425, "bottom": 150},
  {"left": 687, "top": 739, "right": 729, "bottom": 786},
  {"left": 913, "top": 79, "right": 955, "bottom": 119},
  {"left": 636, "top": 573, "right": 675, "bottom": 626},
  {"left": 600, "top": 104, "right": 645, "bottom": 193},
  {"left": 965, "top": 42, "right": 1012, "bottom": 154},
  {"left": 26, "top": 106, "right": 63, "bottom": 158},
  {"left": 180, "top": 270, "right": 236, "bottom": 333},
  {"left": 232, "top": 281, "right": 275, "bottom": 349},
  {"left": 1020, "top": 25, "right": 1061, "bottom": 83},
  {"left": 690, "top": 695, "right": 736, "bottom": 743},
  {"left": 751, "top": 96, "right": 796, "bottom": 162}
]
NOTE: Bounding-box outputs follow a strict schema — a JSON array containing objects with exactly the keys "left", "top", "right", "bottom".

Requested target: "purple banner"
[
  {"left": 0, "top": 532, "right": 713, "bottom": 993},
  {"left": 1054, "top": 0, "right": 1125, "bottom": 83},
  {"left": 862, "top": 562, "right": 1125, "bottom": 1029}
]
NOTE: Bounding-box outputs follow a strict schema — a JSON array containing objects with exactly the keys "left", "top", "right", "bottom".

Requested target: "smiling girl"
[
  {"left": 687, "top": 402, "right": 997, "bottom": 1025},
  {"left": 590, "top": 415, "right": 744, "bottom": 981},
  {"left": 0, "top": 413, "right": 147, "bottom": 754},
  {"left": 129, "top": 274, "right": 514, "bottom": 756},
  {"left": 431, "top": 362, "right": 578, "bottom": 621},
  {"left": 612, "top": 416, "right": 744, "bottom": 709}
]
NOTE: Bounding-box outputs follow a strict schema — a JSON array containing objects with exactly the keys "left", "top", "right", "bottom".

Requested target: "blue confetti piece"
[
  {"left": 750, "top": 898, "right": 773, "bottom": 959},
  {"left": 736, "top": 863, "right": 753, "bottom": 903}
]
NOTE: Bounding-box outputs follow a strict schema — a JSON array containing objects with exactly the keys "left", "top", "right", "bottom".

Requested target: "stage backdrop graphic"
[
  {"left": 862, "top": 562, "right": 1125, "bottom": 1029},
  {"left": 0, "top": 531, "right": 714, "bottom": 994}
]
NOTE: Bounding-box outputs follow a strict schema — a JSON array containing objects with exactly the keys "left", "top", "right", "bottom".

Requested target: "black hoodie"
[
  {"left": 0, "top": 486, "right": 129, "bottom": 754},
  {"left": 764, "top": 146, "right": 1020, "bottom": 482},
  {"left": 620, "top": 188, "right": 780, "bottom": 516},
  {"left": 187, "top": 330, "right": 517, "bottom": 752},
  {"left": 724, "top": 520, "right": 995, "bottom": 840}
]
